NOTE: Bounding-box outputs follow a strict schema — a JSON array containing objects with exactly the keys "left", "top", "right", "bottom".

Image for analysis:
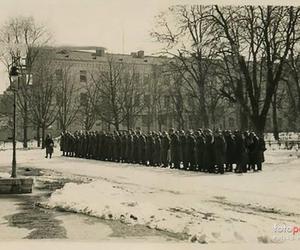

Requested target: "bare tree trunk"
[
  {"left": 211, "top": 111, "right": 216, "bottom": 130},
  {"left": 41, "top": 125, "right": 46, "bottom": 149},
  {"left": 239, "top": 108, "right": 249, "bottom": 131},
  {"left": 272, "top": 95, "right": 279, "bottom": 140},
  {"left": 23, "top": 101, "right": 28, "bottom": 148},
  {"left": 126, "top": 113, "right": 131, "bottom": 130},
  {"left": 199, "top": 85, "right": 209, "bottom": 128},
  {"left": 37, "top": 125, "right": 40, "bottom": 147},
  {"left": 251, "top": 116, "right": 266, "bottom": 138},
  {"left": 114, "top": 121, "right": 119, "bottom": 131}
]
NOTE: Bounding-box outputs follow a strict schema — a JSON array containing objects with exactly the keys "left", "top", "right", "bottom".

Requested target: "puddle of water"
[
  {"left": 0, "top": 196, "right": 32, "bottom": 239},
  {"left": 56, "top": 213, "right": 113, "bottom": 240}
]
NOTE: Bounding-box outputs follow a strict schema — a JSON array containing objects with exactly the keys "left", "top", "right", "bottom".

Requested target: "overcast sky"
[{"left": 0, "top": 0, "right": 297, "bottom": 93}]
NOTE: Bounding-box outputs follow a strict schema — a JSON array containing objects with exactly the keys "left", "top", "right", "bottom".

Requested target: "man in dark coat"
[
  {"left": 170, "top": 129, "right": 180, "bottom": 169},
  {"left": 213, "top": 130, "right": 226, "bottom": 174},
  {"left": 74, "top": 131, "right": 80, "bottom": 158},
  {"left": 145, "top": 132, "right": 152, "bottom": 166},
  {"left": 244, "top": 131, "right": 252, "bottom": 171},
  {"left": 161, "top": 131, "right": 170, "bottom": 168},
  {"left": 248, "top": 132, "right": 258, "bottom": 171},
  {"left": 224, "top": 130, "right": 236, "bottom": 172},
  {"left": 204, "top": 129, "right": 214, "bottom": 173},
  {"left": 132, "top": 131, "right": 139, "bottom": 164},
  {"left": 60, "top": 132, "right": 66, "bottom": 156},
  {"left": 234, "top": 131, "right": 248, "bottom": 173},
  {"left": 179, "top": 130, "right": 187, "bottom": 170},
  {"left": 147, "top": 132, "right": 156, "bottom": 166},
  {"left": 126, "top": 131, "right": 133, "bottom": 163},
  {"left": 107, "top": 133, "right": 113, "bottom": 161},
  {"left": 153, "top": 132, "right": 162, "bottom": 166},
  {"left": 137, "top": 131, "right": 146, "bottom": 165},
  {"left": 45, "top": 134, "right": 54, "bottom": 159},
  {"left": 257, "top": 135, "right": 266, "bottom": 171},
  {"left": 195, "top": 130, "right": 206, "bottom": 171},
  {"left": 120, "top": 131, "right": 126, "bottom": 163},
  {"left": 186, "top": 130, "right": 196, "bottom": 171},
  {"left": 95, "top": 131, "right": 101, "bottom": 160}
]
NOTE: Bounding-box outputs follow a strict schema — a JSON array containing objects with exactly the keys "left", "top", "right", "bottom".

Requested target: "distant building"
[{"left": 0, "top": 46, "right": 296, "bottom": 140}]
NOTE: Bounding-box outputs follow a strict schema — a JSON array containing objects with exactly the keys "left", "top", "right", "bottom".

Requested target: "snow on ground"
[{"left": 0, "top": 148, "right": 300, "bottom": 243}]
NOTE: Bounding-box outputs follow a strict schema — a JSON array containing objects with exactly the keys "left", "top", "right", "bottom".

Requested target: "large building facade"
[{"left": 46, "top": 46, "right": 241, "bottom": 135}]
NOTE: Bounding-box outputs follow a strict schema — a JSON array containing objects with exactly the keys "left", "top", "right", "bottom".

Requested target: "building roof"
[{"left": 52, "top": 47, "right": 169, "bottom": 66}]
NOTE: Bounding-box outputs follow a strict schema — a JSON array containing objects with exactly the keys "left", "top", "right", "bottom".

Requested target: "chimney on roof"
[
  {"left": 95, "top": 48, "right": 105, "bottom": 57},
  {"left": 137, "top": 50, "right": 144, "bottom": 58},
  {"left": 131, "top": 52, "right": 137, "bottom": 58}
]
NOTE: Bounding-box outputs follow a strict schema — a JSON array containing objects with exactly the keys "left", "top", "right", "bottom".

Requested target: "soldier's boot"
[
  {"left": 183, "top": 162, "right": 188, "bottom": 170},
  {"left": 257, "top": 163, "right": 262, "bottom": 171},
  {"left": 218, "top": 165, "right": 225, "bottom": 174},
  {"left": 235, "top": 164, "right": 243, "bottom": 173},
  {"left": 225, "top": 164, "right": 232, "bottom": 172},
  {"left": 208, "top": 165, "right": 214, "bottom": 173}
]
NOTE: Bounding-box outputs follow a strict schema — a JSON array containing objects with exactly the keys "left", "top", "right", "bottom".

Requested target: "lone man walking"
[{"left": 45, "top": 134, "right": 54, "bottom": 159}]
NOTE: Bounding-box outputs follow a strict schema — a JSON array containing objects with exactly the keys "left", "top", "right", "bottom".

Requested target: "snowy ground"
[{"left": 0, "top": 148, "right": 300, "bottom": 244}]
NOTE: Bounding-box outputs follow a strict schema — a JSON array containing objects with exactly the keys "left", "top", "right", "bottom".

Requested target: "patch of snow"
[{"left": 0, "top": 172, "right": 10, "bottom": 178}]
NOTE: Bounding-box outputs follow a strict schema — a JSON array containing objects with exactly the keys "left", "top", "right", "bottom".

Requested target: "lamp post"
[
  {"left": 0, "top": 59, "right": 33, "bottom": 194},
  {"left": 9, "top": 65, "right": 19, "bottom": 178}
]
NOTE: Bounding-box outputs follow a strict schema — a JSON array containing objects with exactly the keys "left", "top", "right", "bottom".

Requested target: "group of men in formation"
[{"left": 60, "top": 128, "right": 266, "bottom": 174}]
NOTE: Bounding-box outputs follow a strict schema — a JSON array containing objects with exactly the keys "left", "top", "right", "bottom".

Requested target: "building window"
[
  {"left": 158, "top": 114, "right": 166, "bottom": 126},
  {"left": 228, "top": 117, "right": 235, "bottom": 128},
  {"left": 163, "top": 75, "right": 170, "bottom": 85},
  {"left": 123, "top": 72, "right": 130, "bottom": 83},
  {"left": 134, "top": 95, "right": 140, "bottom": 106},
  {"left": 278, "top": 118, "right": 283, "bottom": 130},
  {"left": 56, "top": 93, "right": 62, "bottom": 105},
  {"left": 188, "top": 115, "right": 195, "bottom": 129},
  {"left": 55, "top": 69, "right": 62, "bottom": 81},
  {"left": 164, "top": 95, "right": 170, "bottom": 108},
  {"left": 133, "top": 72, "right": 140, "bottom": 83},
  {"left": 142, "top": 115, "right": 151, "bottom": 127},
  {"left": 57, "top": 119, "right": 61, "bottom": 130},
  {"left": 80, "top": 70, "right": 87, "bottom": 83},
  {"left": 80, "top": 92, "right": 88, "bottom": 106},
  {"left": 144, "top": 95, "right": 150, "bottom": 106},
  {"left": 143, "top": 74, "right": 150, "bottom": 85},
  {"left": 187, "top": 96, "right": 195, "bottom": 107}
]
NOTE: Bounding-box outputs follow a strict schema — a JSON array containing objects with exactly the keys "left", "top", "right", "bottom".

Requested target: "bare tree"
[
  {"left": 167, "top": 71, "right": 185, "bottom": 130},
  {"left": 284, "top": 42, "right": 300, "bottom": 131},
  {"left": 212, "top": 5, "right": 300, "bottom": 135},
  {"left": 122, "top": 69, "right": 144, "bottom": 130},
  {"left": 152, "top": 5, "right": 219, "bottom": 128},
  {"left": 0, "top": 16, "right": 51, "bottom": 147},
  {"left": 56, "top": 64, "right": 81, "bottom": 132},
  {"left": 28, "top": 48, "right": 58, "bottom": 147},
  {"left": 91, "top": 56, "right": 144, "bottom": 130},
  {"left": 79, "top": 79, "right": 99, "bottom": 131}
]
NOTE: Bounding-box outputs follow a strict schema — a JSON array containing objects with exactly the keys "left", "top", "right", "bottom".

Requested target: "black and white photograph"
[{"left": 0, "top": 0, "right": 299, "bottom": 249}]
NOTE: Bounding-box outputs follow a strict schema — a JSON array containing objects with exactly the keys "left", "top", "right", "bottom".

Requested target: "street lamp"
[
  {"left": 9, "top": 64, "right": 19, "bottom": 178},
  {"left": 0, "top": 59, "right": 33, "bottom": 194}
]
